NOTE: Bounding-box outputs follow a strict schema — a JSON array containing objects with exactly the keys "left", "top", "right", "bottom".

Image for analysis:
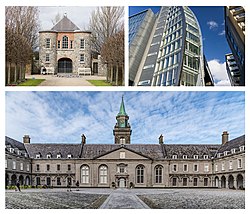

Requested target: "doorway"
[
  {"left": 58, "top": 58, "right": 72, "bottom": 73},
  {"left": 118, "top": 178, "right": 126, "bottom": 188}
]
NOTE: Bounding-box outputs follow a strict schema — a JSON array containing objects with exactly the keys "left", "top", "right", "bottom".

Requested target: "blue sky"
[
  {"left": 129, "top": 6, "right": 232, "bottom": 85},
  {"left": 6, "top": 91, "right": 245, "bottom": 145}
]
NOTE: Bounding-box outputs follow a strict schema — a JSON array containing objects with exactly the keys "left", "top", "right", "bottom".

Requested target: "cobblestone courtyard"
[{"left": 5, "top": 188, "right": 244, "bottom": 209}]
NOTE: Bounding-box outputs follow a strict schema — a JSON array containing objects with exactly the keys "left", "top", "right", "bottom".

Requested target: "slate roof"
[
  {"left": 217, "top": 135, "right": 245, "bottom": 153},
  {"left": 5, "top": 136, "right": 26, "bottom": 151},
  {"left": 24, "top": 144, "right": 82, "bottom": 159},
  {"left": 51, "top": 15, "right": 80, "bottom": 32}
]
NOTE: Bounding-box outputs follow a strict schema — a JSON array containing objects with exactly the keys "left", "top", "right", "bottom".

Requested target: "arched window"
[
  {"left": 155, "top": 165, "right": 163, "bottom": 183},
  {"left": 99, "top": 165, "right": 108, "bottom": 184},
  {"left": 136, "top": 165, "right": 144, "bottom": 183},
  {"left": 81, "top": 165, "right": 89, "bottom": 183},
  {"left": 62, "top": 36, "right": 68, "bottom": 49},
  {"left": 120, "top": 137, "right": 125, "bottom": 144}
]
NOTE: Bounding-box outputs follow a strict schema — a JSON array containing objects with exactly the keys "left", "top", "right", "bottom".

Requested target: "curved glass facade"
[{"left": 151, "top": 6, "right": 204, "bottom": 86}]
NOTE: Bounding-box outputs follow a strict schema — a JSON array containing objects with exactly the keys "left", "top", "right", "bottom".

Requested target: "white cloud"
[
  {"left": 207, "top": 59, "right": 230, "bottom": 86},
  {"left": 207, "top": 20, "right": 218, "bottom": 30},
  {"left": 218, "top": 30, "right": 225, "bottom": 36}
]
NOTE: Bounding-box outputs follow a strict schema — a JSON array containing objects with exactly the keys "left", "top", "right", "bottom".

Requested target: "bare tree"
[{"left": 89, "top": 6, "right": 124, "bottom": 52}]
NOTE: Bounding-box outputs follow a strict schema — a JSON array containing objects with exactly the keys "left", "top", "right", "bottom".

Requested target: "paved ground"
[
  {"left": 5, "top": 188, "right": 245, "bottom": 209},
  {"left": 26, "top": 74, "right": 106, "bottom": 86}
]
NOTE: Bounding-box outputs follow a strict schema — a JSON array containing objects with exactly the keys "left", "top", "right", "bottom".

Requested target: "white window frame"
[
  {"left": 204, "top": 163, "right": 209, "bottom": 172},
  {"left": 99, "top": 165, "right": 108, "bottom": 184},
  {"left": 80, "top": 39, "right": 85, "bottom": 49},
  {"left": 231, "top": 148, "right": 236, "bottom": 154},
  {"left": 203, "top": 155, "right": 209, "bottom": 159},
  {"left": 36, "top": 154, "right": 41, "bottom": 159},
  {"left": 183, "top": 164, "right": 188, "bottom": 172},
  {"left": 172, "top": 155, "right": 177, "bottom": 159},
  {"left": 81, "top": 165, "right": 89, "bottom": 184},
  {"left": 47, "top": 154, "right": 51, "bottom": 159},
  {"left": 172, "top": 164, "right": 178, "bottom": 172},
  {"left": 45, "top": 53, "right": 50, "bottom": 62},
  {"left": 224, "top": 151, "right": 228, "bottom": 156},
  {"left": 57, "top": 154, "right": 61, "bottom": 158},
  {"left": 222, "top": 162, "right": 225, "bottom": 171},
  {"left": 12, "top": 161, "right": 16, "bottom": 170},
  {"left": 215, "top": 164, "right": 218, "bottom": 172},
  {"left": 120, "top": 151, "right": 125, "bottom": 159},
  {"left": 193, "top": 155, "right": 199, "bottom": 159},
  {"left": 80, "top": 54, "right": 85, "bottom": 63},
  {"left": 239, "top": 146, "right": 245, "bottom": 152},
  {"left": 67, "top": 154, "right": 72, "bottom": 159},
  {"left": 193, "top": 164, "right": 198, "bottom": 172},
  {"left": 183, "top": 155, "right": 187, "bottom": 159},
  {"left": 27, "top": 164, "right": 30, "bottom": 172},
  {"left": 46, "top": 38, "right": 51, "bottom": 48},
  {"left": 229, "top": 161, "right": 233, "bottom": 170},
  {"left": 20, "top": 162, "right": 23, "bottom": 171}
]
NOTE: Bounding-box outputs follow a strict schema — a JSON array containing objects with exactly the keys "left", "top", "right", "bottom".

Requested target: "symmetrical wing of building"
[
  {"left": 5, "top": 99, "right": 244, "bottom": 189},
  {"left": 129, "top": 6, "right": 214, "bottom": 86}
]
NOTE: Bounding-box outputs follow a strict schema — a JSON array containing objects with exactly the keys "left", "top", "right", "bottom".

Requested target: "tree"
[
  {"left": 5, "top": 6, "right": 39, "bottom": 85},
  {"left": 89, "top": 6, "right": 124, "bottom": 53}
]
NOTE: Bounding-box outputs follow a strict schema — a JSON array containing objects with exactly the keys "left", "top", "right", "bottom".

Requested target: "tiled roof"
[
  {"left": 5, "top": 136, "right": 26, "bottom": 151},
  {"left": 217, "top": 135, "right": 245, "bottom": 153},
  {"left": 24, "top": 143, "right": 82, "bottom": 159},
  {"left": 51, "top": 15, "right": 80, "bottom": 32}
]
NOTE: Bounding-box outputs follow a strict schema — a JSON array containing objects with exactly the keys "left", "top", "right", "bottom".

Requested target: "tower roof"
[
  {"left": 117, "top": 96, "right": 127, "bottom": 116},
  {"left": 51, "top": 14, "right": 80, "bottom": 32}
]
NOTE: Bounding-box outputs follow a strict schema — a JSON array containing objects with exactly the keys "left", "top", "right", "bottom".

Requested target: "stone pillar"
[{"left": 234, "top": 176, "right": 237, "bottom": 189}]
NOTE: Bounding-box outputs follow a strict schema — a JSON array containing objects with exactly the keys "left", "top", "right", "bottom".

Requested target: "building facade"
[
  {"left": 5, "top": 99, "right": 244, "bottom": 189},
  {"left": 129, "top": 6, "right": 214, "bottom": 86},
  {"left": 39, "top": 14, "right": 103, "bottom": 75},
  {"left": 224, "top": 6, "right": 245, "bottom": 86}
]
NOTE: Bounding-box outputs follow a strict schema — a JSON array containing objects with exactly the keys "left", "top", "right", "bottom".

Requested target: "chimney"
[
  {"left": 81, "top": 134, "right": 86, "bottom": 144},
  {"left": 222, "top": 131, "right": 229, "bottom": 145},
  {"left": 159, "top": 134, "right": 164, "bottom": 144},
  {"left": 23, "top": 135, "right": 30, "bottom": 144}
]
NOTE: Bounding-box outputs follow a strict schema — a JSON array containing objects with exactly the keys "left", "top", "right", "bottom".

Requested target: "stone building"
[
  {"left": 5, "top": 99, "right": 245, "bottom": 189},
  {"left": 39, "top": 14, "right": 104, "bottom": 75}
]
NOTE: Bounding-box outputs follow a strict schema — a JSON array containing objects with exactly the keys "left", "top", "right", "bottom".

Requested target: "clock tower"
[{"left": 113, "top": 96, "right": 132, "bottom": 144}]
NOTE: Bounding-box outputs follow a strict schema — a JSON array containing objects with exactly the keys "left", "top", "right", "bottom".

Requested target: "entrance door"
[
  {"left": 119, "top": 178, "right": 126, "bottom": 188},
  {"left": 58, "top": 58, "right": 72, "bottom": 73},
  {"left": 46, "top": 177, "right": 51, "bottom": 186}
]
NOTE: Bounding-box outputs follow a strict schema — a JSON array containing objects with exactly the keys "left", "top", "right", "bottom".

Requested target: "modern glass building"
[
  {"left": 129, "top": 6, "right": 213, "bottom": 86},
  {"left": 224, "top": 6, "right": 245, "bottom": 86}
]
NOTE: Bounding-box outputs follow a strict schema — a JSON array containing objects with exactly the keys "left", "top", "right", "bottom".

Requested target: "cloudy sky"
[
  {"left": 6, "top": 91, "right": 245, "bottom": 145},
  {"left": 38, "top": 6, "right": 96, "bottom": 31}
]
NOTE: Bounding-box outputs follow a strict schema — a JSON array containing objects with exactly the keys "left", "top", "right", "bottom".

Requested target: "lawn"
[
  {"left": 87, "top": 80, "right": 113, "bottom": 86},
  {"left": 18, "top": 79, "right": 45, "bottom": 86}
]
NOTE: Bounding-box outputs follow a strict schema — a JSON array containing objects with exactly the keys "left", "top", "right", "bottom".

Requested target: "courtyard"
[{"left": 5, "top": 188, "right": 245, "bottom": 209}]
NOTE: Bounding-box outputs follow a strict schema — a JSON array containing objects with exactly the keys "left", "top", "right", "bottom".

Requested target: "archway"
[
  {"left": 215, "top": 176, "right": 219, "bottom": 188},
  {"left": 221, "top": 176, "right": 226, "bottom": 188},
  {"left": 228, "top": 175, "right": 234, "bottom": 189},
  {"left": 118, "top": 177, "right": 126, "bottom": 188},
  {"left": 19, "top": 175, "right": 24, "bottom": 185},
  {"left": 11, "top": 174, "right": 17, "bottom": 186},
  {"left": 58, "top": 58, "right": 72, "bottom": 73},
  {"left": 237, "top": 174, "right": 244, "bottom": 189},
  {"left": 25, "top": 176, "right": 30, "bottom": 185}
]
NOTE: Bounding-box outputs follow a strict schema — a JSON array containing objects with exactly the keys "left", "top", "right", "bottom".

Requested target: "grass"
[
  {"left": 87, "top": 80, "right": 113, "bottom": 86},
  {"left": 18, "top": 79, "right": 45, "bottom": 86}
]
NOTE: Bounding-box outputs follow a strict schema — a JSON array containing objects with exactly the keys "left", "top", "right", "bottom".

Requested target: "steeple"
[{"left": 113, "top": 96, "right": 132, "bottom": 144}]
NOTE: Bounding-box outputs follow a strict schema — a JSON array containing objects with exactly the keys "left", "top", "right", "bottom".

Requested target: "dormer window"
[
  {"left": 239, "top": 146, "right": 245, "bottom": 152},
  {"left": 24, "top": 153, "right": 28, "bottom": 157},
  {"left": 67, "top": 154, "right": 72, "bottom": 159},
  {"left": 9, "top": 148, "right": 14, "bottom": 153},
  {"left": 36, "top": 153, "right": 41, "bottom": 159},
  {"left": 57, "top": 153, "right": 61, "bottom": 158},
  {"left": 224, "top": 151, "right": 228, "bottom": 156},
  {"left": 47, "top": 153, "right": 52, "bottom": 159},
  {"left": 183, "top": 155, "right": 187, "bottom": 159},
  {"left": 203, "top": 155, "right": 208, "bottom": 159},
  {"left": 217, "top": 153, "right": 221, "bottom": 158},
  {"left": 17, "top": 150, "right": 21, "bottom": 155},
  {"left": 172, "top": 155, "right": 177, "bottom": 159},
  {"left": 193, "top": 155, "right": 199, "bottom": 159},
  {"left": 231, "top": 148, "right": 236, "bottom": 154}
]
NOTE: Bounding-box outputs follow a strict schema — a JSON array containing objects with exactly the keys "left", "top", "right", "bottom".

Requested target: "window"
[
  {"left": 20, "top": 162, "right": 23, "bottom": 171},
  {"left": 68, "top": 164, "right": 71, "bottom": 171},
  {"left": 238, "top": 159, "right": 242, "bottom": 168},
  {"left": 47, "top": 153, "right": 51, "bottom": 159},
  {"left": 224, "top": 151, "right": 228, "bottom": 156},
  {"left": 215, "top": 164, "right": 218, "bottom": 172},
  {"left": 193, "top": 164, "right": 198, "bottom": 172},
  {"left": 217, "top": 153, "right": 221, "bottom": 158},
  {"left": 119, "top": 166, "right": 125, "bottom": 173},
  {"left": 231, "top": 148, "right": 236, "bottom": 154},
  {"left": 222, "top": 163, "right": 225, "bottom": 171},
  {"left": 36, "top": 153, "right": 41, "bottom": 159},
  {"left": 203, "top": 155, "right": 208, "bottom": 159},
  {"left": 183, "top": 177, "right": 188, "bottom": 186},
  {"left": 183, "top": 155, "right": 187, "bottom": 159},
  {"left": 47, "top": 164, "right": 50, "bottom": 171},
  {"left": 193, "top": 155, "right": 199, "bottom": 159},
  {"left": 193, "top": 177, "right": 198, "bottom": 186},
  {"left": 45, "top": 54, "right": 50, "bottom": 62},
  {"left": 120, "top": 138, "right": 125, "bottom": 144},
  {"left": 229, "top": 161, "right": 233, "bottom": 170},
  {"left": 239, "top": 146, "right": 245, "bottom": 152},
  {"left": 62, "top": 36, "right": 68, "bottom": 49},
  {"left": 12, "top": 161, "right": 16, "bottom": 170},
  {"left": 99, "top": 165, "right": 108, "bottom": 184},
  {"left": 204, "top": 163, "right": 209, "bottom": 172},
  {"left": 136, "top": 165, "right": 144, "bottom": 183},
  {"left": 5, "top": 159, "right": 7, "bottom": 169},
  {"left": 120, "top": 151, "right": 125, "bottom": 159},
  {"left": 46, "top": 38, "right": 51, "bottom": 48},
  {"left": 204, "top": 178, "right": 208, "bottom": 186},
  {"left": 80, "top": 54, "right": 85, "bottom": 62},
  {"left": 36, "top": 164, "right": 40, "bottom": 171},
  {"left": 36, "top": 177, "right": 41, "bottom": 185},
  {"left": 57, "top": 40, "right": 60, "bottom": 48},
  {"left": 57, "top": 164, "right": 60, "bottom": 171},
  {"left": 9, "top": 148, "right": 14, "bottom": 153},
  {"left": 155, "top": 165, "right": 163, "bottom": 183},
  {"left": 172, "top": 164, "right": 177, "bottom": 172},
  {"left": 172, "top": 177, "right": 177, "bottom": 186},
  {"left": 80, "top": 39, "right": 85, "bottom": 49},
  {"left": 57, "top": 153, "right": 61, "bottom": 158},
  {"left": 67, "top": 154, "right": 72, "bottom": 159},
  {"left": 27, "top": 164, "right": 30, "bottom": 172},
  {"left": 183, "top": 164, "right": 188, "bottom": 172},
  {"left": 172, "top": 155, "right": 177, "bottom": 159},
  {"left": 57, "top": 177, "right": 61, "bottom": 185},
  {"left": 70, "top": 40, "right": 73, "bottom": 49},
  {"left": 81, "top": 165, "right": 89, "bottom": 183}
]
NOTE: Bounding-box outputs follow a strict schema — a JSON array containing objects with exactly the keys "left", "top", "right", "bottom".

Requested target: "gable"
[{"left": 96, "top": 147, "right": 150, "bottom": 160}]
